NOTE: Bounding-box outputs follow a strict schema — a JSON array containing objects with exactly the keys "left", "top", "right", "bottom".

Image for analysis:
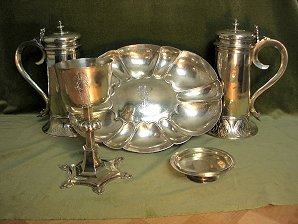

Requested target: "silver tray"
[
  {"left": 170, "top": 147, "right": 234, "bottom": 182},
  {"left": 70, "top": 44, "right": 223, "bottom": 153}
]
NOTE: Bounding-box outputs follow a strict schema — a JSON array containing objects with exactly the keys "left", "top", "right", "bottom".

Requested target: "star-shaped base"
[{"left": 59, "top": 157, "right": 132, "bottom": 194}]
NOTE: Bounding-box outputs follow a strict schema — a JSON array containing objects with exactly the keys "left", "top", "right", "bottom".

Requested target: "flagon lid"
[
  {"left": 215, "top": 19, "right": 256, "bottom": 48},
  {"left": 43, "top": 21, "right": 81, "bottom": 50}
]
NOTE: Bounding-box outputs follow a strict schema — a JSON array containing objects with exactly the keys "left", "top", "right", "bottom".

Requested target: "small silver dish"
[{"left": 170, "top": 147, "right": 234, "bottom": 183}]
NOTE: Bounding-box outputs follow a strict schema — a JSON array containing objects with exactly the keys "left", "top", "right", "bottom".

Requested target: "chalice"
[{"left": 55, "top": 58, "right": 131, "bottom": 194}]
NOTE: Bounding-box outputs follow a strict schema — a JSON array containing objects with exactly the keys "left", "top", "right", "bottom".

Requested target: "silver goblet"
[{"left": 55, "top": 58, "right": 131, "bottom": 194}]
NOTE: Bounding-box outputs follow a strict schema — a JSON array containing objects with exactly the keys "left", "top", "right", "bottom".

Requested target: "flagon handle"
[
  {"left": 250, "top": 37, "right": 288, "bottom": 119},
  {"left": 15, "top": 39, "right": 49, "bottom": 116}
]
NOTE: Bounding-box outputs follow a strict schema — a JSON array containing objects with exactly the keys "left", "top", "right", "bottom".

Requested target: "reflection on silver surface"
[
  {"left": 71, "top": 44, "right": 223, "bottom": 153},
  {"left": 15, "top": 21, "right": 81, "bottom": 137},
  {"left": 55, "top": 58, "right": 131, "bottom": 194},
  {"left": 170, "top": 147, "right": 234, "bottom": 183},
  {"left": 209, "top": 20, "right": 288, "bottom": 139}
]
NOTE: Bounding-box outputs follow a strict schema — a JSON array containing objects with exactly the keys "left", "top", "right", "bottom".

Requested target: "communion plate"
[
  {"left": 70, "top": 44, "right": 223, "bottom": 153},
  {"left": 170, "top": 147, "right": 234, "bottom": 182}
]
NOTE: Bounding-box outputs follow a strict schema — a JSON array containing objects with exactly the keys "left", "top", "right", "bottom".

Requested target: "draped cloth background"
[{"left": 0, "top": 0, "right": 297, "bottom": 114}]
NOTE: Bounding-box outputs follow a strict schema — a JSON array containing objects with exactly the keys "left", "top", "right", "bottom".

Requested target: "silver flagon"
[{"left": 209, "top": 20, "right": 288, "bottom": 139}]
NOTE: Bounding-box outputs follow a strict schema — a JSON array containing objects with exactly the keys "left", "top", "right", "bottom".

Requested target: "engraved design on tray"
[{"left": 70, "top": 44, "right": 223, "bottom": 153}]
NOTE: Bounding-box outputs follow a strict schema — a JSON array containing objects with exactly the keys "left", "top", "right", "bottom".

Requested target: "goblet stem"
[
  {"left": 83, "top": 107, "right": 95, "bottom": 149},
  {"left": 80, "top": 106, "right": 102, "bottom": 176}
]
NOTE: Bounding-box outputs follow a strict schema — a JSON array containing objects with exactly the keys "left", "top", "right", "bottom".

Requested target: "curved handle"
[
  {"left": 15, "top": 39, "right": 49, "bottom": 116},
  {"left": 250, "top": 37, "right": 288, "bottom": 119}
]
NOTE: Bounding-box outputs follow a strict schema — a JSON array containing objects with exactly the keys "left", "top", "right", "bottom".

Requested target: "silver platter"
[
  {"left": 170, "top": 147, "right": 234, "bottom": 182},
  {"left": 70, "top": 44, "right": 223, "bottom": 153}
]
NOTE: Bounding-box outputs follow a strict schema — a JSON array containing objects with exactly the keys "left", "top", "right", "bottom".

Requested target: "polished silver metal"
[
  {"left": 209, "top": 20, "right": 288, "bottom": 139},
  {"left": 59, "top": 157, "right": 131, "bottom": 194},
  {"left": 210, "top": 115, "right": 257, "bottom": 139},
  {"left": 55, "top": 58, "right": 131, "bottom": 194},
  {"left": 170, "top": 147, "right": 234, "bottom": 183},
  {"left": 15, "top": 21, "right": 81, "bottom": 137},
  {"left": 70, "top": 44, "right": 223, "bottom": 153}
]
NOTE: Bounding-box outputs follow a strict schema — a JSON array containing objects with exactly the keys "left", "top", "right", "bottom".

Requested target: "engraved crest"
[
  {"left": 137, "top": 85, "right": 152, "bottom": 108},
  {"left": 73, "top": 72, "right": 90, "bottom": 106}
]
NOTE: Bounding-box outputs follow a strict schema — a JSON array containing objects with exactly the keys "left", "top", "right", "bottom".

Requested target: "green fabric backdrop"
[
  {"left": 0, "top": 0, "right": 297, "bottom": 114},
  {"left": 0, "top": 112, "right": 298, "bottom": 219}
]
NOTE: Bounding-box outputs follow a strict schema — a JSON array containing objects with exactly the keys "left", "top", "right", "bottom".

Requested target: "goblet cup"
[{"left": 55, "top": 58, "right": 131, "bottom": 194}]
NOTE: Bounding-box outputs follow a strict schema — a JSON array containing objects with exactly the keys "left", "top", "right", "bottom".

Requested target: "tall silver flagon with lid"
[
  {"left": 15, "top": 21, "right": 81, "bottom": 137},
  {"left": 209, "top": 19, "right": 288, "bottom": 139}
]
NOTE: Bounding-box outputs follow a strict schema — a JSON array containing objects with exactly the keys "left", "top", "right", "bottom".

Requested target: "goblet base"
[{"left": 59, "top": 157, "right": 132, "bottom": 194}]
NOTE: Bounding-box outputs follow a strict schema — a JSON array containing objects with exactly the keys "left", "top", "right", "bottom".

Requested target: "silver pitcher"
[
  {"left": 209, "top": 20, "right": 288, "bottom": 139},
  {"left": 15, "top": 21, "right": 81, "bottom": 137}
]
